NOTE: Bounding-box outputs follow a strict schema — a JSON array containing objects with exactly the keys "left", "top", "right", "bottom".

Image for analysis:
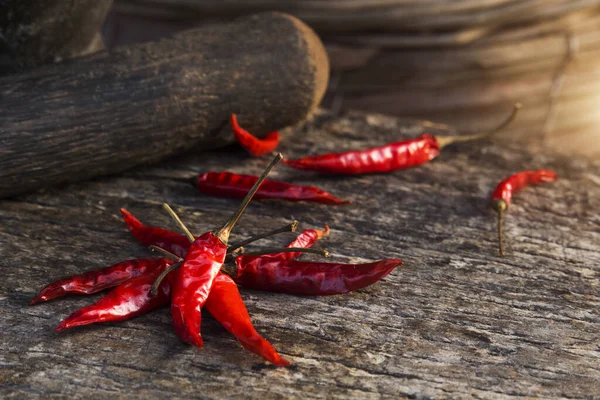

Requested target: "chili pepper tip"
[
  {"left": 29, "top": 295, "right": 47, "bottom": 305},
  {"left": 272, "top": 357, "right": 292, "bottom": 367},
  {"left": 55, "top": 322, "right": 68, "bottom": 332},
  {"left": 317, "top": 225, "right": 330, "bottom": 239}
]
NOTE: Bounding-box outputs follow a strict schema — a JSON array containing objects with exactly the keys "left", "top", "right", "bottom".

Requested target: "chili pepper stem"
[
  {"left": 150, "top": 260, "right": 182, "bottom": 296},
  {"left": 227, "top": 220, "right": 299, "bottom": 253},
  {"left": 234, "top": 247, "right": 330, "bottom": 258},
  {"left": 162, "top": 204, "right": 195, "bottom": 243},
  {"left": 149, "top": 245, "right": 183, "bottom": 261},
  {"left": 493, "top": 199, "right": 508, "bottom": 257},
  {"left": 435, "top": 103, "right": 521, "bottom": 149},
  {"left": 213, "top": 153, "right": 283, "bottom": 244}
]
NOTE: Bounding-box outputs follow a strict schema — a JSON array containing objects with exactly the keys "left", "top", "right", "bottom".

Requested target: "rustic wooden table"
[{"left": 1, "top": 110, "right": 599, "bottom": 398}]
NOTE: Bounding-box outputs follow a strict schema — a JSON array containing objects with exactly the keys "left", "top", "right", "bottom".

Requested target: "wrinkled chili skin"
[
  {"left": 171, "top": 232, "right": 227, "bottom": 348},
  {"left": 491, "top": 170, "right": 558, "bottom": 207},
  {"left": 283, "top": 134, "right": 440, "bottom": 175},
  {"left": 121, "top": 208, "right": 190, "bottom": 258},
  {"left": 30, "top": 258, "right": 168, "bottom": 305},
  {"left": 197, "top": 172, "right": 349, "bottom": 205},
  {"left": 55, "top": 261, "right": 175, "bottom": 331},
  {"left": 234, "top": 258, "right": 401, "bottom": 296},
  {"left": 231, "top": 113, "right": 280, "bottom": 157},
  {"left": 204, "top": 273, "right": 290, "bottom": 366}
]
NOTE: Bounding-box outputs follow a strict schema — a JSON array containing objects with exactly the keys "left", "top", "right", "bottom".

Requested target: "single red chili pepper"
[
  {"left": 55, "top": 260, "right": 175, "bottom": 331},
  {"left": 283, "top": 104, "right": 520, "bottom": 175},
  {"left": 170, "top": 230, "right": 226, "bottom": 347},
  {"left": 238, "top": 225, "right": 330, "bottom": 269},
  {"left": 280, "top": 225, "right": 330, "bottom": 260},
  {"left": 490, "top": 169, "right": 558, "bottom": 257},
  {"left": 30, "top": 258, "right": 169, "bottom": 305},
  {"left": 121, "top": 208, "right": 190, "bottom": 259},
  {"left": 168, "top": 154, "right": 283, "bottom": 348},
  {"left": 204, "top": 273, "right": 290, "bottom": 366},
  {"left": 197, "top": 172, "right": 349, "bottom": 205},
  {"left": 231, "top": 113, "right": 280, "bottom": 157},
  {"left": 233, "top": 258, "right": 401, "bottom": 296}
]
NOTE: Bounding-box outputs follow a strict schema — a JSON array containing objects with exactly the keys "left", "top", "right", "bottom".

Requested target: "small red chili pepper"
[
  {"left": 121, "top": 208, "right": 190, "bottom": 258},
  {"left": 168, "top": 154, "right": 283, "bottom": 348},
  {"left": 490, "top": 169, "right": 558, "bottom": 256},
  {"left": 231, "top": 113, "right": 280, "bottom": 157},
  {"left": 237, "top": 225, "right": 330, "bottom": 270},
  {"left": 204, "top": 273, "right": 290, "bottom": 366},
  {"left": 55, "top": 259, "right": 175, "bottom": 331},
  {"left": 283, "top": 104, "right": 520, "bottom": 175},
  {"left": 30, "top": 258, "right": 168, "bottom": 305},
  {"left": 197, "top": 172, "right": 349, "bottom": 205},
  {"left": 233, "top": 258, "right": 402, "bottom": 296},
  {"left": 170, "top": 230, "right": 226, "bottom": 347},
  {"left": 279, "top": 225, "right": 330, "bottom": 260}
]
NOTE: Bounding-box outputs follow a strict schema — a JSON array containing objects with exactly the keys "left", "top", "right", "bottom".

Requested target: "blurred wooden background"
[{"left": 108, "top": 0, "right": 600, "bottom": 157}]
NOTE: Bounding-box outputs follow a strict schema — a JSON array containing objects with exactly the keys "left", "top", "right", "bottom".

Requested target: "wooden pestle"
[{"left": 0, "top": 12, "right": 329, "bottom": 198}]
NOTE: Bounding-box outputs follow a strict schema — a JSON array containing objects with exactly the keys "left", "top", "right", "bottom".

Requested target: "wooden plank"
[{"left": 0, "top": 109, "right": 598, "bottom": 398}]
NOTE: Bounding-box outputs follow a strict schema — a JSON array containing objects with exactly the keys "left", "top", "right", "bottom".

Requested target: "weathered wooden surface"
[
  {"left": 0, "top": 12, "right": 328, "bottom": 198},
  {"left": 1, "top": 109, "right": 599, "bottom": 398}
]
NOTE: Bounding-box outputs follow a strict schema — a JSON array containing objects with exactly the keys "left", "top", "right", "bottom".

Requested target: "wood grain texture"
[
  {"left": 0, "top": 109, "right": 599, "bottom": 398},
  {"left": 0, "top": 12, "right": 329, "bottom": 199}
]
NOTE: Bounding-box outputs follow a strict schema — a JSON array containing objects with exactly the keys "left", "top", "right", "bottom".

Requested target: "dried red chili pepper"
[
  {"left": 197, "top": 172, "right": 349, "bottom": 205},
  {"left": 283, "top": 104, "right": 520, "bottom": 175},
  {"left": 55, "top": 259, "right": 175, "bottom": 331},
  {"left": 204, "top": 273, "right": 290, "bottom": 366},
  {"left": 490, "top": 169, "right": 558, "bottom": 256},
  {"left": 237, "top": 225, "right": 330, "bottom": 268},
  {"left": 279, "top": 225, "right": 330, "bottom": 260},
  {"left": 168, "top": 154, "right": 283, "bottom": 348},
  {"left": 233, "top": 258, "right": 402, "bottom": 296},
  {"left": 30, "top": 258, "right": 168, "bottom": 305},
  {"left": 231, "top": 113, "right": 280, "bottom": 157},
  {"left": 121, "top": 208, "right": 190, "bottom": 259}
]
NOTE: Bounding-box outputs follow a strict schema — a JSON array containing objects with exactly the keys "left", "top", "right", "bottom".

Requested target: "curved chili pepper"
[
  {"left": 490, "top": 169, "right": 558, "bottom": 256},
  {"left": 30, "top": 258, "right": 168, "bottom": 305},
  {"left": 204, "top": 273, "right": 290, "bottom": 366},
  {"left": 234, "top": 258, "right": 401, "bottom": 296},
  {"left": 169, "top": 154, "right": 284, "bottom": 348},
  {"left": 283, "top": 104, "right": 520, "bottom": 175},
  {"left": 55, "top": 260, "right": 175, "bottom": 331},
  {"left": 121, "top": 208, "right": 190, "bottom": 258},
  {"left": 231, "top": 113, "right": 279, "bottom": 157},
  {"left": 170, "top": 232, "right": 227, "bottom": 347},
  {"left": 197, "top": 172, "right": 349, "bottom": 205}
]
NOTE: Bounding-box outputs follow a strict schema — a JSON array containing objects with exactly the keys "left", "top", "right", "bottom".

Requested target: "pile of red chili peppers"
[
  {"left": 32, "top": 106, "right": 559, "bottom": 367},
  {"left": 32, "top": 154, "right": 401, "bottom": 366}
]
